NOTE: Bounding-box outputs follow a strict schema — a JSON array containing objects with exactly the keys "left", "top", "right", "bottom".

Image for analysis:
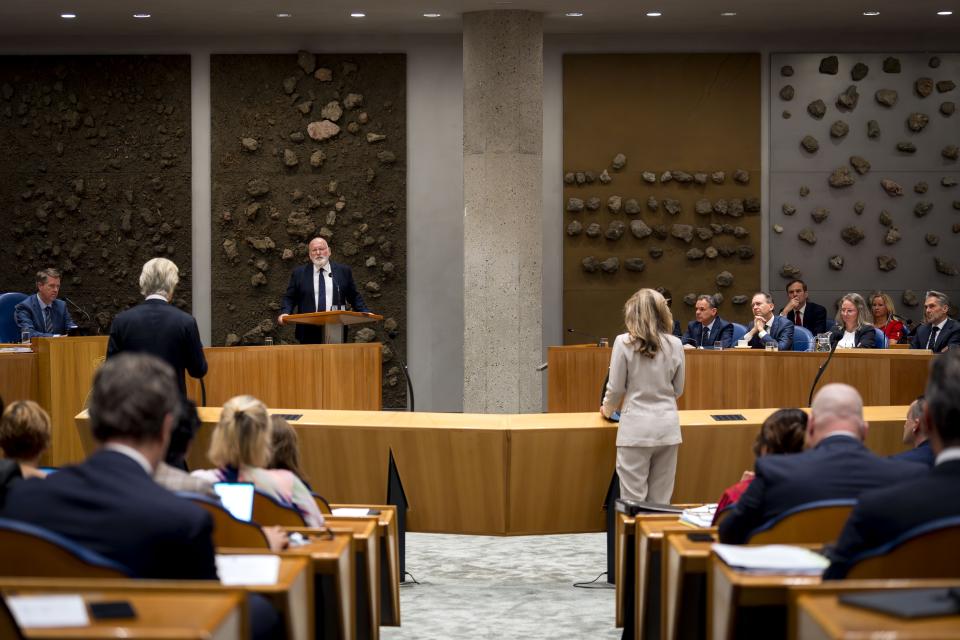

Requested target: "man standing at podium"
[
  {"left": 278, "top": 237, "right": 369, "bottom": 344},
  {"left": 15, "top": 268, "right": 78, "bottom": 338}
]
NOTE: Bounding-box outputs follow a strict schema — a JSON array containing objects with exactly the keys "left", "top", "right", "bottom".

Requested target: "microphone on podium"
[{"left": 567, "top": 327, "right": 604, "bottom": 346}]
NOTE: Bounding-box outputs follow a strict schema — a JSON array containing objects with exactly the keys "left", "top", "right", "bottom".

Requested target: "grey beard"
[{"left": 311, "top": 256, "right": 329, "bottom": 268}]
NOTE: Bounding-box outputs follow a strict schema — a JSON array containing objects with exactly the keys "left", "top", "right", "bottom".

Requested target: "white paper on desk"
[
  {"left": 712, "top": 544, "right": 829, "bottom": 575},
  {"left": 216, "top": 554, "right": 280, "bottom": 586},
  {"left": 0, "top": 347, "right": 32, "bottom": 353},
  {"left": 680, "top": 504, "right": 717, "bottom": 528},
  {"left": 331, "top": 507, "right": 371, "bottom": 517},
  {"left": 6, "top": 594, "right": 89, "bottom": 628}
]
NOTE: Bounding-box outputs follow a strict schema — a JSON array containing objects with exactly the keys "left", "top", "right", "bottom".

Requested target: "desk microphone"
[
  {"left": 62, "top": 296, "right": 96, "bottom": 334},
  {"left": 808, "top": 325, "right": 842, "bottom": 406},
  {"left": 567, "top": 327, "right": 604, "bottom": 346}
]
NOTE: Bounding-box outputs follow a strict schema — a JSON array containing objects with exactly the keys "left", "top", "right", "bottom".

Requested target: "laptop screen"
[{"left": 213, "top": 482, "right": 255, "bottom": 522}]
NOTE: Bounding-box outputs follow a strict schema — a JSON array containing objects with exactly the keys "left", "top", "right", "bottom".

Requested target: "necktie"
[
  {"left": 700, "top": 325, "right": 709, "bottom": 347},
  {"left": 43, "top": 306, "right": 52, "bottom": 333},
  {"left": 927, "top": 326, "right": 940, "bottom": 350},
  {"left": 794, "top": 310, "right": 802, "bottom": 326}
]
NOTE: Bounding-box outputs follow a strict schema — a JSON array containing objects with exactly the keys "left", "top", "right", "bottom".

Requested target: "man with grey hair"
[
  {"left": 719, "top": 383, "right": 925, "bottom": 543},
  {"left": 107, "top": 258, "right": 206, "bottom": 395},
  {"left": 743, "top": 291, "right": 794, "bottom": 350},
  {"left": 14, "top": 267, "right": 78, "bottom": 338},
  {"left": 681, "top": 294, "right": 734, "bottom": 349},
  {"left": 889, "top": 396, "right": 934, "bottom": 467},
  {"left": 910, "top": 290, "right": 960, "bottom": 352}
]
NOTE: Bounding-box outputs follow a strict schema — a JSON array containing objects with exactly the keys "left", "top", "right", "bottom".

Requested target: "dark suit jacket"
[
  {"left": 14, "top": 294, "right": 76, "bottom": 338},
  {"left": 280, "top": 261, "right": 369, "bottom": 344},
  {"left": 910, "top": 318, "right": 960, "bottom": 352},
  {"left": 781, "top": 301, "right": 828, "bottom": 336},
  {"left": 825, "top": 458, "right": 960, "bottom": 578},
  {"left": 106, "top": 299, "right": 207, "bottom": 395},
  {"left": 1, "top": 449, "right": 217, "bottom": 580},
  {"left": 889, "top": 440, "right": 935, "bottom": 468},
  {"left": 718, "top": 435, "right": 927, "bottom": 544},
  {"left": 681, "top": 318, "right": 734, "bottom": 348},
  {"left": 828, "top": 324, "right": 877, "bottom": 349},
  {"left": 747, "top": 315, "right": 794, "bottom": 351}
]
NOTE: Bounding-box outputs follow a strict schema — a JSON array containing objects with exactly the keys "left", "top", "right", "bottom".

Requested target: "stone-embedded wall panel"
[
  {"left": 210, "top": 53, "right": 407, "bottom": 407},
  {"left": 562, "top": 54, "right": 761, "bottom": 343},
  {"left": 0, "top": 56, "right": 192, "bottom": 328},
  {"left": 770, "top": 53, "right": 959, "bottom": 322}
]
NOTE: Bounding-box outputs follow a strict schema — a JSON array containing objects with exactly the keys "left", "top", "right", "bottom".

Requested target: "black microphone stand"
[
  {"left": 381, "top": 328, "right": 414, "bottom": 412},
  {"left": 808, "top": 329, "right": 841, "bottom": 406}
]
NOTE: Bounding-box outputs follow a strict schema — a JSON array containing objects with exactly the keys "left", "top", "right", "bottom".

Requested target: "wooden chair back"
[
  {"left": 252, "top": 491, "right": 308, "bottom": 527},
  {"left": 846, "top": 518, "right": 960, "bottom": 579},
  {"left": 182, "top": 495, "right": 270, "bottom": 549},
  {"left": 0, "top": 518, "right": 130, "bottom": 578},
  {"left": 748, "top": 500, "right": 855, "bottom": 544}
]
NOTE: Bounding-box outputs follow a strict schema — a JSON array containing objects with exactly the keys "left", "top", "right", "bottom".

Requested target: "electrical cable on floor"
[
  {"left": 573, "top": 572, "right": 614, "bottom": 589},
  {"left": 401, "top": 570, "right": 421, "bottom": 586}
]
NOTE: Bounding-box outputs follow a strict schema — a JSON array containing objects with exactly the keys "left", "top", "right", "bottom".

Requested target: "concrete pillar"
[{"left": 462, "top": 11, "right": 543, "bottom": 413}]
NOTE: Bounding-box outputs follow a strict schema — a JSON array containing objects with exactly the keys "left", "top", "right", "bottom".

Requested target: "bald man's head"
[{"left": 808, "top": 383, "right": 867, "bottom": 446}]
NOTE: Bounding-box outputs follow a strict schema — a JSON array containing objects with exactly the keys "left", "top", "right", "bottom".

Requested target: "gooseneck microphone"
[
  {"left": 62, "top": 296, "right": 97, "bottom": 334},
  {"left": 808, "top": 325, "right": 843, "bottom": 406},
  {"left": 567, "top": 327, "right": 604, "bottom": 346},
  {"left": 383, "top": 328, "right": 415, "bottom": 412}
]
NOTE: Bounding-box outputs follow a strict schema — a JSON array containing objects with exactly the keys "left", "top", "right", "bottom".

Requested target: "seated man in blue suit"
[
  {"left": 889, "top": 396, "right": 934, "bottom": 467},
  {"left": 743, "top": 292, "right": 794, "bottom": 350},
  {"left": 277, "top": 236, "right": 370, "bottom": 344},
  {"left": 825, "top": 351, "right": 960, "bottom": 578},
  {"left": 14, "top": 268, "right": 77, "bottom": 338},
  {"left": 910, "top": 290, "right": 960, "bottom": 352},
  {"left": 681, "top": 294, "right": 734, "bottom": 349},
  {"left": 719, "top": 383, "right": 926, "bottom": 544}
]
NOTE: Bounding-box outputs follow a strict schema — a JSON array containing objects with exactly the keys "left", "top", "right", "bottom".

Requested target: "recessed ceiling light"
[
  {"left": 646, "top": 11, "right": 662, "bottom": 17},
  {"left": 60, "top": 13, "right": 77, "bottom": 19},
  {"left": 423, "top": 13, "right": 441, "bottom": 18},
  {"left": 350, "top": 12, "right": 366, "bottom": 18},
  {"left": 863, "top": 10, "right": 880, "bottom": 16},
  {"left": 937, "top": 10, "right": 953, "bottom": 15},
  {"left": 721, "top": 12, "right": 737, "bottom": 17},
  {"left": 133, "top": 13, "right": 151, "bottom": 19},
  {"left": 565, "top": 12, "right": 583, "bottom": 17},
  {"left": 276, "top": 13, "right": 291, "bottom": 18}
]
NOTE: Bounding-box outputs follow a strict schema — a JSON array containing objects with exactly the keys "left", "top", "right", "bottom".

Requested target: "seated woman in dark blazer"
[
  {"left": 713, "top": 409, "right": 807, "bottom": 522},
  {"left": 830, "top": 292, "right": 878, "bottom": 349}
]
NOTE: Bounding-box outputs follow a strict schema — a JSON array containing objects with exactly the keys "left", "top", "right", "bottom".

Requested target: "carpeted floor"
[{"left": 381, "top": 532, "right": 621, "bottom": 639}]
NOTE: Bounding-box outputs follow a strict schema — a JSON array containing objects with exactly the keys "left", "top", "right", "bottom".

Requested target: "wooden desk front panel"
[
  {"left": 185, "top": 343, "right": 382, "bottom": 411},
  {"left": 548, "top": 345, "right": 932, "bottom": 412},
  {"left": 0, "top": 351, "right": 39, "bottom": 404}
]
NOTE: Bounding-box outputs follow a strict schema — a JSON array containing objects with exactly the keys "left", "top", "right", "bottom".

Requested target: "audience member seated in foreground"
[
  {"left": 713, "top": 409, "right": 806, "bottom": 523},
  {"left": 153, "top": 398, "right": 219, "bottom": 499},
  {"left": 718, "top": 383, "right": 926, "bottom": 544},
  {"left": 826, "top": 350, "right": 960, "bottom": 578},
  {"left": 193, "top": 396, "right": 324, "bottom": 527},
  {"left": 889, "top": 396, "right": 934, "bottom": 467},
  {"left": 0, "top": 400, "right": 52, "bottom": 479},
  {"left": 268, "top": 415, "right": 313, "bottom": 492},
  {"left": 1, "top": 353, "right": 217, "bottom": 579}
]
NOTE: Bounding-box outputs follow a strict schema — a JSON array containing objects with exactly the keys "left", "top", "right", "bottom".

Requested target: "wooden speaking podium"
[{"left": 284, "top": 310, "right": 383, "bottom": 344}]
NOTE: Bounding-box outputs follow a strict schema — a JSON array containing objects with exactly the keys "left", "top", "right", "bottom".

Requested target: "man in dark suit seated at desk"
[
  {"left": 780, "top": 279, "right": 828, "bottom": 336},
  {"left": 910, "top": 290, "right": 960, "bottom": 352},
  {"left": 681, "top": 294, "right": 734, "bottom": 349},
  {"left": 719, "top": 383, "right": 926, "bottom": 544},
  {"left": 826, "top": 351, "right": 960, "bottom": 578},
  {"left": 277, "top": 236, "right": 369, "bottom": 344},
  {"left": 107, "top": 258, "right": 207, "bottom": 396},
  {"left": 889, "top": 396, "right": 934, "bottom": 467},
  {"left": 742, "top": 292, "right": 794, "bottom": 350},
  {"left": 14, "top": 267, "right": 78, "bottom": 338}
]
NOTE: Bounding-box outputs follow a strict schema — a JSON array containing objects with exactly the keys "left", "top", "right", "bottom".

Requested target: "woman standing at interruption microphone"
[{"left": 600, "top": 288, "right": 685, "bottom": 503}]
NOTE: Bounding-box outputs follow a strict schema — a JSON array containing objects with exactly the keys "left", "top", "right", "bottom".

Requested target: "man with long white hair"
[
  {"left": 719, "top": 383, "right": 925, "bottom": 543},
  {"left": 106, "top": 257, "right": 206, "bottom": 395}
]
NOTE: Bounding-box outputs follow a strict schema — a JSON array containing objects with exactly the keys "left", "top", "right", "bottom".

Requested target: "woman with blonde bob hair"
[
  {"left": 869, "top": 291, "right": 905, "bottom": 344},
  {"left": 831, "top": 292, "right": 878, "bottom": 348},
  {"left": 601, "top": 288, "right": 685, "bottom": 503},
  {"left": 193, "top": 395, "right": 324, "bottom": 527}
]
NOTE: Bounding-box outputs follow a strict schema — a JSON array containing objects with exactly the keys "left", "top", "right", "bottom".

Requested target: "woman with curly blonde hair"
[{"left": 601, "top": 288, "right": 685, "bottom": 503}]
